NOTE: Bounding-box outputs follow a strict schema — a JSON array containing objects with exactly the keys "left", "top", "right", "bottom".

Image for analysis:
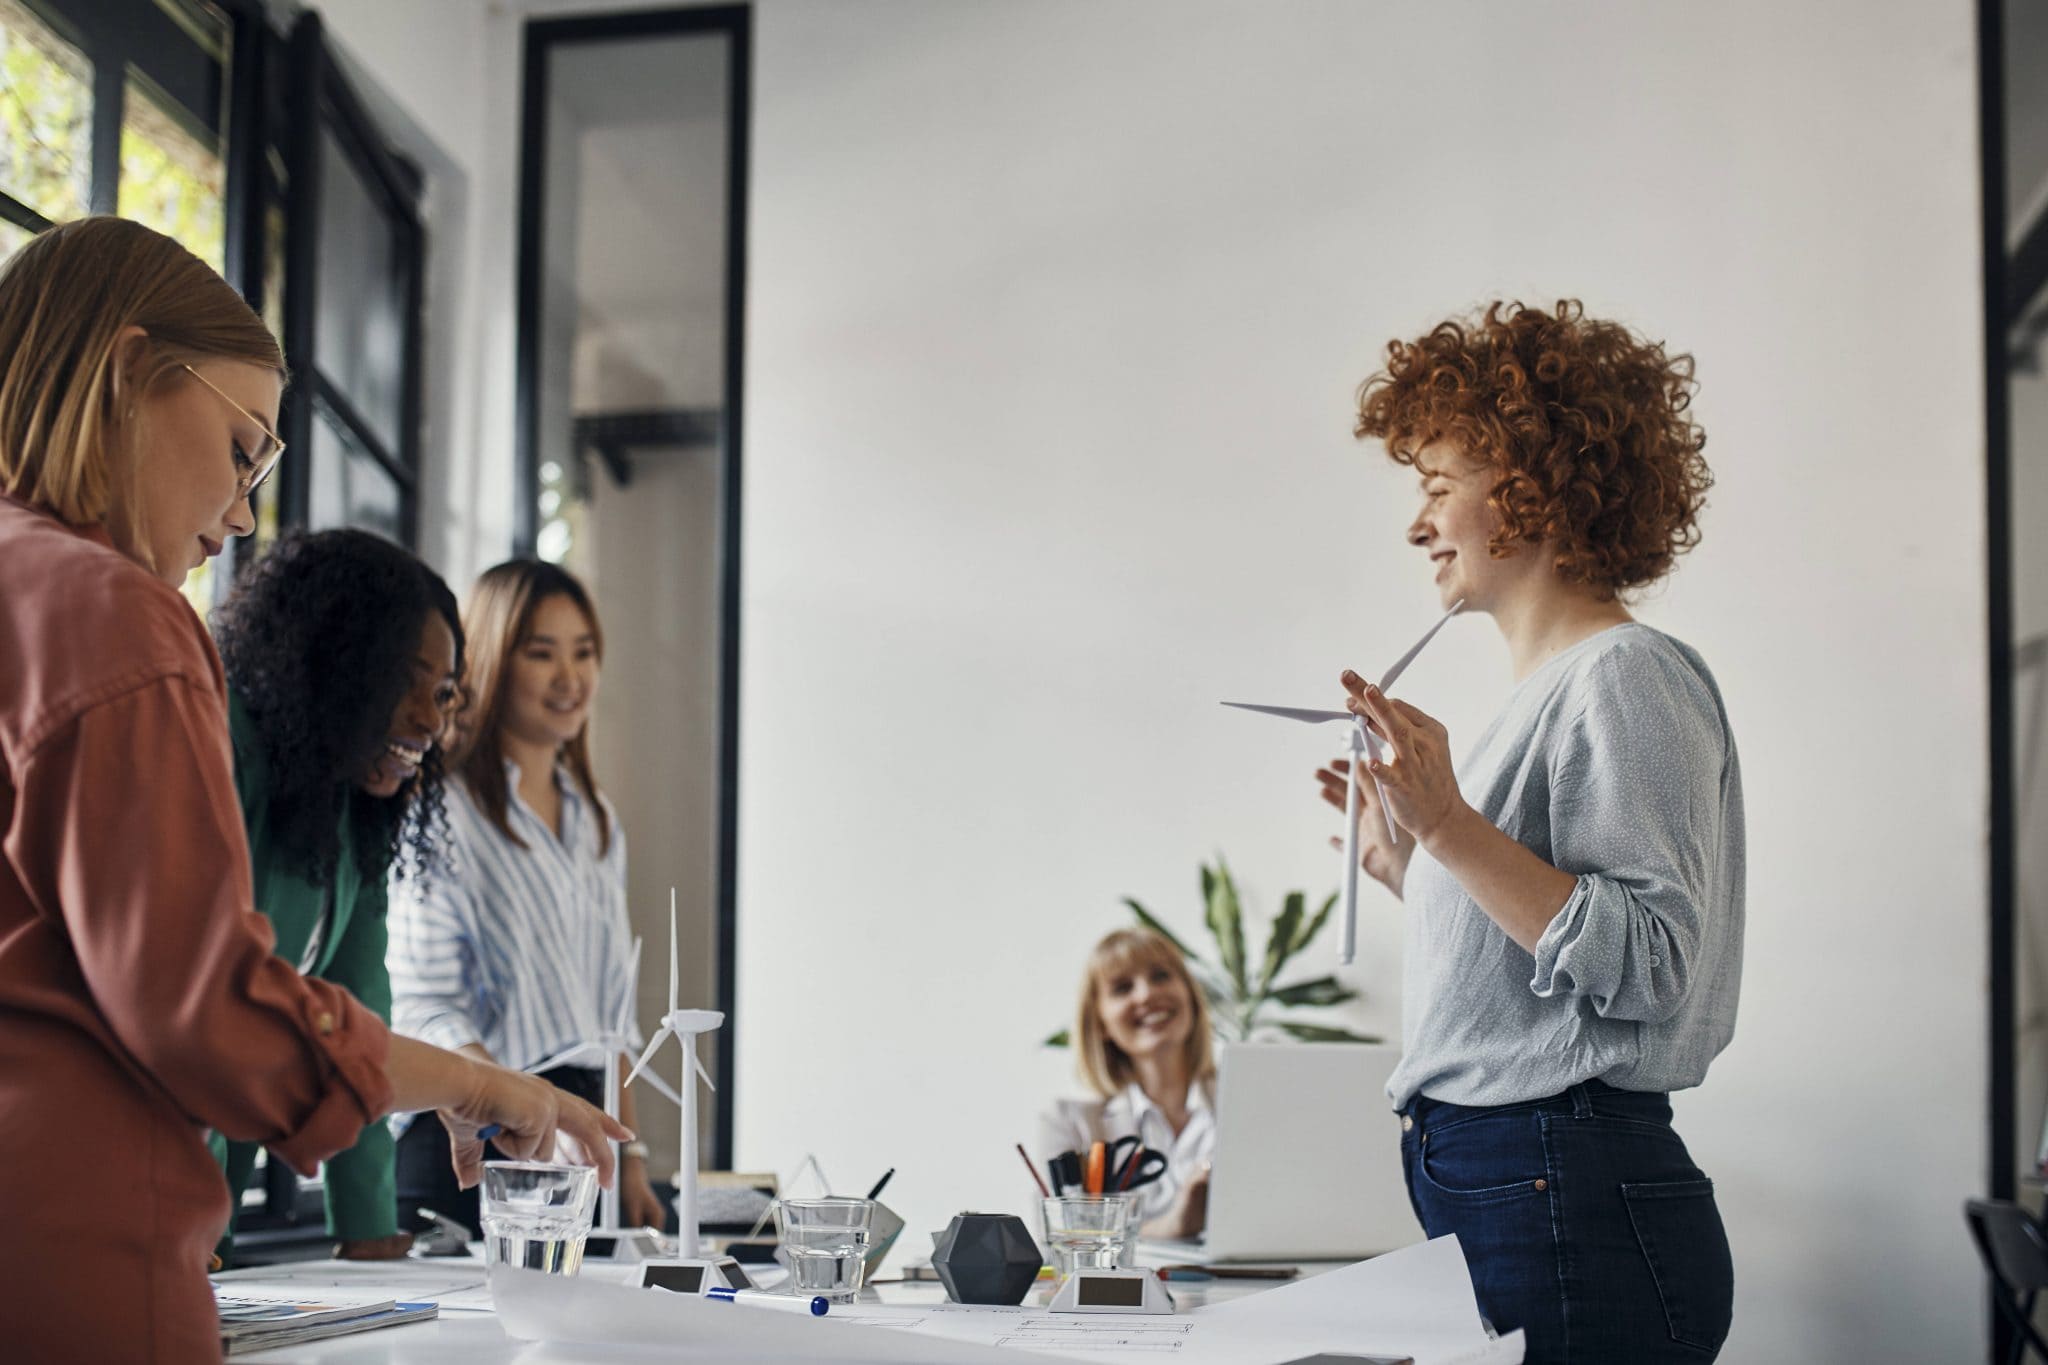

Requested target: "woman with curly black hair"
[
  {"left": 209, "top": 527, "right": 467, "bottom": 1262},
  {"left": 1315, "top": 301, "right": 1741, "bottom": 1363}
]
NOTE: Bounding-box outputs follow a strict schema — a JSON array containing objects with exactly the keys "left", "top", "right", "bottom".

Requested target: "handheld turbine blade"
[
  {"left": 624, "top": 1026, "right": 673, "bottom": 1089},
  {"left": 1378, "top": 598, "right": 1465, "bottom": 692},
  {"left": 1220, "top": 701, "right": 1352, "bottom": 724}
]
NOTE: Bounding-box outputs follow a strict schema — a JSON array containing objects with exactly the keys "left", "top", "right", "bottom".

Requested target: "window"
[{"left": 0, "top": 0, "right": 236, "bottom": 613}]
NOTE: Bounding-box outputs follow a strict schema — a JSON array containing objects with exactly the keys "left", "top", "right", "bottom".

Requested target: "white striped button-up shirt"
[{"left": 387, "top": 761, "right": 641, "bottom": 1084}]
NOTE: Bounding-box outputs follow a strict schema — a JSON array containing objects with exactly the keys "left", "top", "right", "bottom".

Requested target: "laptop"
[{"left": 1187, "top": 1042, "right": 1417, "bottom": 1262}]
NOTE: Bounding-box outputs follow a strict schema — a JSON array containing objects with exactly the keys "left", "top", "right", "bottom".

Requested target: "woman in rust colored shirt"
[{"left": 0, "top": 217, "right": 630, "bottom": 1364}]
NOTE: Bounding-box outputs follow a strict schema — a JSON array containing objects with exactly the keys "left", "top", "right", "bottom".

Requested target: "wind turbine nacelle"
[{"left": 666, "top": 1009, "right": 725, "bottom": 1032}]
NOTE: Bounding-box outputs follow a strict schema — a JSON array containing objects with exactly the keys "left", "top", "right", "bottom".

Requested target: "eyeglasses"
[{"left": 181, "top": 363, "right": 286, "bottom": 499}]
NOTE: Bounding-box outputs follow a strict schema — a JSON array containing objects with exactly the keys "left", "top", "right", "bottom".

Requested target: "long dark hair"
[
  {"left": 212, "top": 528, "right": 464, "bottom": 887},
  {"left": 451, "top": 559, "right": 611, "bottom": 854}
]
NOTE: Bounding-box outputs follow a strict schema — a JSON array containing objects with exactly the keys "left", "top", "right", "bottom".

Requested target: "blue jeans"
[{"left": 1400, "top": 1081, "right": 1732, "bottom": 1364}]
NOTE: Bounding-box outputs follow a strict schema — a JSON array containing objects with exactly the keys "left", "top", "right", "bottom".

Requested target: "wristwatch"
[{"left": 622, "top": 1140, "right": 650, "bottom": 1162}]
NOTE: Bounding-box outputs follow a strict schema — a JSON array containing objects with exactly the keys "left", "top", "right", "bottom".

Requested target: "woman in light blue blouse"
[
  {"left": 1317, "top": 301, "right": 1741, "bottom": 1364},
  {"left": 387, "top": 560, "right": 667, "bottom": 1236}
]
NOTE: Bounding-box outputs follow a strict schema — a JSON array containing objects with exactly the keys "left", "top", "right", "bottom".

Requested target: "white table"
[{"left": 221, "top": 1254, "right": 1325, "bottom": 1363}]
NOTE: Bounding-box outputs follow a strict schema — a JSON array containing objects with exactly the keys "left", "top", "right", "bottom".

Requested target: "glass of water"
[
  {"left": 1041, "top": 1194, "right": 1133, "bottom": 1277},
  {"left": 774, "top": 1196, "right": 874, "bottom": 1300},
  {"left": 481, "top": 1161, "right": 598, "bottom": 1275}
]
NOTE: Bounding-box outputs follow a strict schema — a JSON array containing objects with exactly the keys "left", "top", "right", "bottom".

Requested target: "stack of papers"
[{"left": 214, "top": 1289, "right": 437, "bottom": 1357}]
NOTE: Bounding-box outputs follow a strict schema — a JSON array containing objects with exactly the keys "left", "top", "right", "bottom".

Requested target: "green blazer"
[{"left": 211, "top": 691, "right": 397, "bottom": 1244}]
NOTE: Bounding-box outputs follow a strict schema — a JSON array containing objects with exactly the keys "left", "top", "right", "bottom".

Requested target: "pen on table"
[
  {"left": 706, "top": 1287, "right": 830, "bottom": 1316},
  {"left": 1017, "top": 1144, "right": 1051, "bottom": 1198},
  {"left": 865, "top": 1168, "right": 895, "bottom": 1201}
]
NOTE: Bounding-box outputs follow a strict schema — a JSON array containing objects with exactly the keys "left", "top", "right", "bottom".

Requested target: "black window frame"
[{"left": 514, "top": 4, "right": 751, "bottom": 1169}]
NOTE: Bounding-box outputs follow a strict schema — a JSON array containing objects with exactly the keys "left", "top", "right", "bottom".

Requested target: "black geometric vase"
[{"left": 931, "top": 1212, "right": 1042, "bottom": 1305}]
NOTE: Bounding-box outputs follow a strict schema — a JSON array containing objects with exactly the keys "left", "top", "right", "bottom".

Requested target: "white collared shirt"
[
  {"left": 387, "top": 762, "right": 640, "bottom": 1084},
  {"left": 1035, "top": 1078, "right": 1216, "bottom": 1224}
]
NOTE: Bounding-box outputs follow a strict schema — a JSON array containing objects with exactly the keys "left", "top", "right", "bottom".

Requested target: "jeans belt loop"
[{"left": 1569, "top": 1083, "right": 1595, "bottom": 1119}]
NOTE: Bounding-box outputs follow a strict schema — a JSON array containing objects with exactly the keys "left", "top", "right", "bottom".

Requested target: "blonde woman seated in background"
[{"left": 1037, "top": 928, "right": 1217, "bottom": 1239}]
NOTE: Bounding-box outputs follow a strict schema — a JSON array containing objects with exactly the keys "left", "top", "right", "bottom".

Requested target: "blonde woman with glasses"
[{"left": 0, "top": 217, "right": 628, "bottom": 1363}]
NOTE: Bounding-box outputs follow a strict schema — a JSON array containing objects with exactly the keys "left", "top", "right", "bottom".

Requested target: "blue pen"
[
  {"left": 476, "top": 1124, "right": 502, "bottom": 1141},
  {"left": 706, "top": 1287, "right": 829, "bottom": 1316}
]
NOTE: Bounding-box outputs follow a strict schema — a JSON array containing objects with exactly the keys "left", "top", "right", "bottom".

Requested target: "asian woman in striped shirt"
[{"left": 387, "top": 560, "right": 668, "bottom": 1235}]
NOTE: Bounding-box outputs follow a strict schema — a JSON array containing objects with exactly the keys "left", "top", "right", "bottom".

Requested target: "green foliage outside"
[
  {"left": 1046, "top": 858, "right": 1380, "bottom": 1049},
  {"left": 0, "top": 5, "right": 92, "bottom": 222}
]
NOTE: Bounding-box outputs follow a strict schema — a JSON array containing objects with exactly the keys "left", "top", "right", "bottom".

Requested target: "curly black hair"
[{"left": 212, "top": 528, "right": 464, "bottom": 889}]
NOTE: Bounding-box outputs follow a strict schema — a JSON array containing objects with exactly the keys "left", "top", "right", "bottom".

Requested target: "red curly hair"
[{"left": 1354, "top": 300, "right": 1711, "bottom": 596}]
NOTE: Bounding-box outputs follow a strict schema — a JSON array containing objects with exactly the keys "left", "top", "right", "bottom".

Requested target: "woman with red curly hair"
[{"left": 1318, "top": 301, "right": 1741, "bottom": 1363}]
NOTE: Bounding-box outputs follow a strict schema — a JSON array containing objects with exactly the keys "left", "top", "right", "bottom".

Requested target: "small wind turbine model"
[
  {"left": 522, "top": 939, "right": 680, "bottom": 1261},
  {"left": 1222, "top": 600, "right": 1463, "bottom": 967},
  {"left": 624, "top": 890, "right": 752, "bottom": 1295}
]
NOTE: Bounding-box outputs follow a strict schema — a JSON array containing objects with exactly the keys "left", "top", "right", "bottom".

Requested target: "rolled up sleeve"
[
  {"left": 7, "top": 676, "right": 393, "bottom": 1175},
  {"left": 1528, "top": 658, "right": 1727, "bottom": 1025}
]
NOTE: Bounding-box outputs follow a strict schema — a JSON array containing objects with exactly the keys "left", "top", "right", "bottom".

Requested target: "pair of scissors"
[{"left": 1104, "top": 1135, "right": 1168, "bottom": 1192}]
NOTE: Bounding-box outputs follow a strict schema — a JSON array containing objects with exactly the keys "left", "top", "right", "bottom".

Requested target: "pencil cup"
[
  {"left": 481, "top": 1161, "right": 597, "bottom": 1275},
  {"left": 1040, "top": 1194, "right": 1133, "bottom": 1277},
  {"left": 774, "top": 1197, "right": 873, "bottom": 1301}
]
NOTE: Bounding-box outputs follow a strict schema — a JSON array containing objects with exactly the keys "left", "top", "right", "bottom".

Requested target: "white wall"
[{"left": 735, "top": 2, "right": 1986, "bottom": 1361}]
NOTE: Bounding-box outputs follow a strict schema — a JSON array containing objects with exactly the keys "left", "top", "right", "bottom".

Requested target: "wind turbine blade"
[
  {"left": 1378, "top": 598, "right": 1465, "bottom": 692},
  {"left": 1220, "top": 701, "right": 1351, "bottom": 724},
  {"left": 667, "top": 891, "right": 679, "bottom": 1015},
  {"left": 527, "top": 1041, "right": 600, "bottom": 1074},
  {"left": 624, "top": 1028, "right": 672, "bottom": 1089},
  {"left": 635, "top": 1068, "right": 684, "bottom": 1110},
  {"left": 617, "top": 938, "right": 642, "bottom": 1036},
  {"left": 694, "top": 1052, "right": 717, "bottom": 1093}
]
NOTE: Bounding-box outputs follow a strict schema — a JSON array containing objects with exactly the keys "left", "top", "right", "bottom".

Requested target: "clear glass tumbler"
[
  {"left": 775, "top": 1196, "right": 874, "bottom": 1300},
  {"left": 1041, "top": 1194, "right": 1133, "bottom": 1277},
  {"left": 481, "top": 1161, "right": 598, "bottom": 1275}
]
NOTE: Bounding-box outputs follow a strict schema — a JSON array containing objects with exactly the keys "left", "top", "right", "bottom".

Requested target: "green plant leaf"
[
  {"left": 1268, "top": 975, "right": 1359, "bottom": 1008},
  {"left": 1274, "top": 1021, "right": 1382, "bottom": 1044},
  {"left": 1256, "top": 890, "right": 1305, "bottom": 997},
  {"left": 1043, "top": 1029, "right": 1071, "bottom": 1047},
  {"left": 1294, "top": 891, "right": 1339, "bottom": 955},
  {"left": 1206, "top": 858, "right": 1249, "bottom": 996},
  {"left": 1123, "top": 896, "right": 1202, "bottom": 962}
]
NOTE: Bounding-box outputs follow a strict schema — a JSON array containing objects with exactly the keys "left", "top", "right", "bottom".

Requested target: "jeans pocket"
[
  {"left": 1621, "top": 1177, "right": 1733, "bottom": 1355},
  {"left": 1416, "top": 1109, "right": 1550, "bottom": 1203}
]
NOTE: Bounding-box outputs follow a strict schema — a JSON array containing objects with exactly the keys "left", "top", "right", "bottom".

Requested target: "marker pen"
[{"left": 705, "top": 1287, "right": 829, "bottom": 1316}]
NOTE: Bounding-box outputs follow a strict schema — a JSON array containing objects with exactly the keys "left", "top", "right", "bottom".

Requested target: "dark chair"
[{"left": 1966, "top": 1199, "right": 2048, "bottom": 1365}]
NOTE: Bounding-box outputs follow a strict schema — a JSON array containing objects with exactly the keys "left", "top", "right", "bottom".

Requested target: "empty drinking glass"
[
  {"left": 481, "top": 1161, "right": 598, "bottom": 1275},
  {"left": 1041, "top": 1194, "right": 1133, "bottom": 1277},
  {"left": 775, "top": 1197, "right": 874, "bottom": 1300}
]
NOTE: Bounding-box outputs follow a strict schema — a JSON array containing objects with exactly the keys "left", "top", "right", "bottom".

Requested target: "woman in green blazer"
[{"left": 209, "top": 528, "right": 464, "bottom": 1261}]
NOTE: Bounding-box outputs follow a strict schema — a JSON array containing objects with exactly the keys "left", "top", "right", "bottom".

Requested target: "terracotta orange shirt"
[{"left": 0, "top": 494, "right": 394, "bottom": 1363}]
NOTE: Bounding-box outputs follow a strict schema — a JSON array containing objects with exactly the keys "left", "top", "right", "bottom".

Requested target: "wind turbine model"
[
  {"left": 1222, "top": 600, "right": 1463, "bottom": 967},
  {"left": 624, "top": 892, "right": 752, "bottom": 1295},
  {"left": 522, "top": 939, "right": 681, "bottom": 1261}
]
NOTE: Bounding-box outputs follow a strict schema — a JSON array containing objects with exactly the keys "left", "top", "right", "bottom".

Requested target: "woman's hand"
[
  {"left": 1316, "top": 755, "right": 1415, "bottom": 898},
  {"left": 1140, "top": 1167, "right": 1211, "bottom": 1241},
  {"left": 437, "top": 1060, "right": 633, "bottom": 1191},
  {"left": 335, "top": 1233, "right": 415, "bottom": 1261},
  {"left": 1342, "top": 673, "right": 1468, "bottom": 847},
  {"left": 621, "top": 1159, "right": 668, "bottom": 1230}
]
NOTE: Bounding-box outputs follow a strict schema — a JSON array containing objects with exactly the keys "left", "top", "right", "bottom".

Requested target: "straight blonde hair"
[
  {"left": 1074, "top": 928, "right": 1217, "bottom": 1100},
  {"left": 0, "top": 217, "right": 283, "bottom": 567},
  {"left": 452, "top": 559, "right": 613, "bottom": 855}
]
